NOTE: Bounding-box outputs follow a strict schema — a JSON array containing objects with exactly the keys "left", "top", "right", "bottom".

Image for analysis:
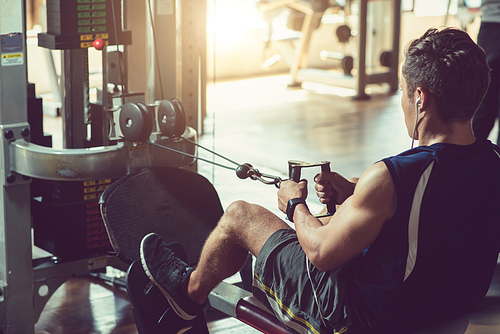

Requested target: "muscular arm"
[{"left": 282, "top": 162, "right": 395, "bottom": 271}]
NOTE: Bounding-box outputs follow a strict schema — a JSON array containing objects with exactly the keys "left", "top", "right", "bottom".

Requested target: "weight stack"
[
  {"left": 38, "top": 0, "right": 132, "bottom": 50},
  {"left": 33, "top": 179, "right": 115, "bottom": 261}
]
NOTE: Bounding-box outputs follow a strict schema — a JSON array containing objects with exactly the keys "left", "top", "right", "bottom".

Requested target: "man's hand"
[
  {"left": 277, "top": 179, "right": 308, "bottom": 214},
  {"left": 314, "top": 172, "right": 357, "bottom": 206}
]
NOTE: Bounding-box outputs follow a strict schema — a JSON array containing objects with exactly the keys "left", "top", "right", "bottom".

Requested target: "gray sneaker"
[{"left": 140, "top": 233, "right": 205, "bottom": 321}]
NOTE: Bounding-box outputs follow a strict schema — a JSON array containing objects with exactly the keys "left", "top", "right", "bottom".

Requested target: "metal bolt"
[
  {"left": 21, "top": 128, "right": 30, "bottom": 138},
  {"left": 4, "top": 130, "right": 13, "bottom": 140},
  {"left": 6, "top": 174, "right": 16, "bottom": 184}
]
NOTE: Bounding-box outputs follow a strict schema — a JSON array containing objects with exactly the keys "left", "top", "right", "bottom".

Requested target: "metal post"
[
  {"left": 147, "top": 0, "right": 176, "bottom": 103},
  {"left": 125, "top": 0, "right": 148, "bottom": 97},
  {"left": 102, "top": 48, "right": 110, "bottom": 146},
  {"left": 62, "top": 49, "right": 90, "bottom": 149},
  {"left": 389, "top": 0, "right": 401, "bottom": 92},
  {"left": 0, "top": 0, "right": 35, "bottom": 333},
  {"left": 199, "top": 1, "right": 207, "bottom": 135},
  {"left": 180, "top": 0, "right": 204, "bottom": 135},
  {"left": 354, "top": 0, "right": 369, "bottom": 100}
]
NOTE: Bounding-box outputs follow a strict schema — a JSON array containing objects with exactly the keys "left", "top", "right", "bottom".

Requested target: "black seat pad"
[{"left": 100, "top": 167, "right": 223, "bottom": 266}]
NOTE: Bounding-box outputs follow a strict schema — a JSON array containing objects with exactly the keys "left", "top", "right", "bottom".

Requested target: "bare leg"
[{"left": 187, "top": 200, "right": 290, "bottom": 304}]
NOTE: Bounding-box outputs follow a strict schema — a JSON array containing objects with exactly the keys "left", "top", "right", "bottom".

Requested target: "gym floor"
[{"left": 34, "top": 74, "right": 500, "bottom": 333}]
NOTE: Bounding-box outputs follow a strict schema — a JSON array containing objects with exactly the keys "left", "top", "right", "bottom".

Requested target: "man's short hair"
[{"left": 402, "top": 27, "right": 490, "bottom": 122}]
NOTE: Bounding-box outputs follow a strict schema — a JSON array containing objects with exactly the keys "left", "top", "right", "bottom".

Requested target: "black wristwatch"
[{"left": 286, "top": 198, "right": 307, "bottom": 222}]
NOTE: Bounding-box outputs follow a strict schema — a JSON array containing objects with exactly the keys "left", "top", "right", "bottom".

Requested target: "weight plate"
[
  {"left": 157, "top": 100, "right": 176, "bottom": 138},
  {"left": 171, "top": 98, "right": 187, "bottom": 137},
  {"left": 342, "top": 56, "right": 354, "bottom": 76},
  {"left": 158, "top": 99, "right": 186, "bottom": 138},
  {"left": 380, "top": 51, "right": 392, "bottom": 67},
  {"left": 119, "top": 102, "right": 152, "bottom": 142}
]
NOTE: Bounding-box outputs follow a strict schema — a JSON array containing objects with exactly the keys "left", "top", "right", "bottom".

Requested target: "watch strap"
[{"left": 286, "top": 198, "right": 307, "bottom": 222}]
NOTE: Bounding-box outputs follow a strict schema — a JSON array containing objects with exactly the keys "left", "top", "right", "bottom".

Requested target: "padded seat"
[{"left": 237, "top": 296, "right": 293, "bottom": 333}]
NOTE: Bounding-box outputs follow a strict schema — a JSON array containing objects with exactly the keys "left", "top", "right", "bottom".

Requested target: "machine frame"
[{"left": 0, "top": 0, "right": 204, "bottom": 332}]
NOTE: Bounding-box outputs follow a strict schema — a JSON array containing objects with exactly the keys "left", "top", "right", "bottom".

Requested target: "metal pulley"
[
  {"left": 380, "top": 51, "right": 392, "bottom": 67},
  {"left": 335, "top": 24, "right": 351, "bottom": 43},
  {"left": 157, "top": 98, "right": 186, "bottom": 138},
  {"left": 119, "top": 102, "right": 153, "bottom": 142}
]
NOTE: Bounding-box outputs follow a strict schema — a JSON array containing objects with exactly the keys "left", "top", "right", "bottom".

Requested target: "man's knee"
[
  {"left": 223, "top": 200, "right": 287, "bottom": 231},
  {"left": 220, "top": 200, "right": 269, "bottom": 232},
  {"left": 225, "top": 200, "right": 257, "bottom": 224},
  {"left": 213, "top": 201, "right": 254, "bottom": 242},
  {"left": 219, "top": 200, "right": 290, "bottom": 256}
]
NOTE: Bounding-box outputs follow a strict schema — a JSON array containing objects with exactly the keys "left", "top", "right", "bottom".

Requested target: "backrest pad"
[{"left": 100, "top": 167, "right": 223, "bottom": 266}]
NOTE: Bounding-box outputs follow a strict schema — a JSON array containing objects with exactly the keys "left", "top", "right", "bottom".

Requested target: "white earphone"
[{"left": 411, "top": 96, "right": 422, "bottom": 149}]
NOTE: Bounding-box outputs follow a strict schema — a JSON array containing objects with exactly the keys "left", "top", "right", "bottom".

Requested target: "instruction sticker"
[
  {"left": 1, "top": 53, "right": 23, "bottom": 66},
  {"left": 1, "top": 33, "right": 23, "bottom": 53},
  {"left": 1, "top": 33, "right": 24, "bottom": 67}
]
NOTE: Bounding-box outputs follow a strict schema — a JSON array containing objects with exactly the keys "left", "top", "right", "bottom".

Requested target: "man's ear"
[{"left": 415, "top": 87, "right": 428, "bottom": 112}]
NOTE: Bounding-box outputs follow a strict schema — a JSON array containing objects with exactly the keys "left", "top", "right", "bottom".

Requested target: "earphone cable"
[
  {"left": 305, "top": 255, "right": 327, "bottom": 327},
  {"left": 411, "top": 99, "right": 420, "bottom": 149}
]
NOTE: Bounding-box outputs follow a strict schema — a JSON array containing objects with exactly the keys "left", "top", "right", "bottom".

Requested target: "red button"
[{"left": 92, "top": 38, "right": 105, "bottom": 50}]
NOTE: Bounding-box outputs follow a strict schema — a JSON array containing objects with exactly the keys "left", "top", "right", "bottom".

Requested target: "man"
[
  {"left": 140, "top": 27, "right": 500, "bottom": 333},
  {"left": 472, "top": 0, "right": 500, "bottom": 144}
]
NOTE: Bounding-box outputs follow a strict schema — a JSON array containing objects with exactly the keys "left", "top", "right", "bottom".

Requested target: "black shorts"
[{"left": 253, "top": 228, "right": 356, "bottom": 334}]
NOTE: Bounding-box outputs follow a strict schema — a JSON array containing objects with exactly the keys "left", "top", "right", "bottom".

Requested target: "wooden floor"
[{"left": 35, "top": 74, "right": 500, "bottom": 333}]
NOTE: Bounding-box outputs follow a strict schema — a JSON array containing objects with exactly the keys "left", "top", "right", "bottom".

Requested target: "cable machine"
[{"left": 0, "top": 0, "right": 204, "bottom": 332}]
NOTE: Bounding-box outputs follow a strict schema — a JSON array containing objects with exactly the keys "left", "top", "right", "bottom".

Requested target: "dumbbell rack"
[{"left": 268, "top": 0, "right": 402, "bottom": 99}]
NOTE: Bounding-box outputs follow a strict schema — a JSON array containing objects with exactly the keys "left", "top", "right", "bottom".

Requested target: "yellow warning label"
[
  {"left": 1, "top": 53, "right": 22, "bottom": 59},
  {"left": 1, "top": 53, "right": 23, "bottom": 66}
]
